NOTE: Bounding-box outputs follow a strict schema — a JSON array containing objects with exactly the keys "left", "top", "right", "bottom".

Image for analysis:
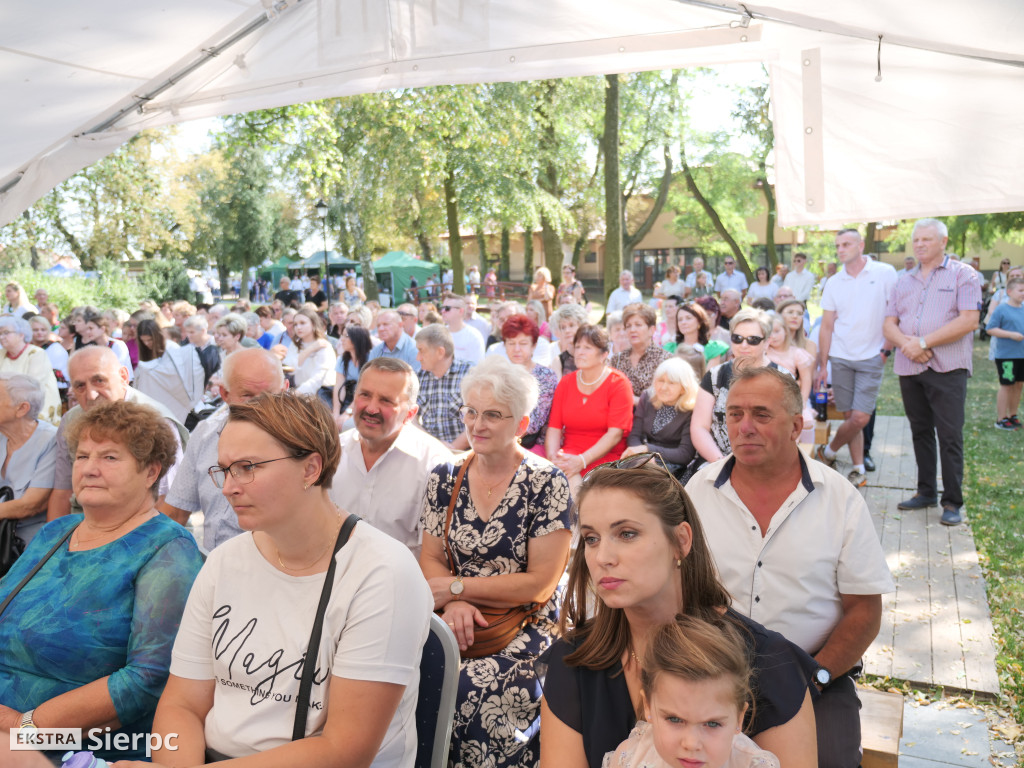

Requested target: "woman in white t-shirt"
[{"left": 137, "top": 392, "right": 432, "bottom": 767}]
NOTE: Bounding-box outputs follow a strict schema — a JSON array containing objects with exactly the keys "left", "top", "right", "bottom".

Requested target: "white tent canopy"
[{"left": 1, "top": 0, "right": 1022, "bottom": 229}]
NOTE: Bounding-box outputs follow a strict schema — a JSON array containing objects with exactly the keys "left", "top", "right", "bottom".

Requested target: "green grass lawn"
[{"left": 875, "top": 341, "right": 1024, "bottom": 730}]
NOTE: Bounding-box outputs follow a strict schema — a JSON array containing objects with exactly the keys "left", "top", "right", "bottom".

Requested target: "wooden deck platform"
[{"left": 824, "top": 415, "right": 1001, "bottom": 697}]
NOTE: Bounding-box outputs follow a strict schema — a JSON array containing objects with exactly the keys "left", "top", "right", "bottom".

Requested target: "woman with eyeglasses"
[
  {"left": 139, "top": 392, "right": 431, "bottom": 766},
  {"left": 690, "top": 309, "right": 788, "bottom": 462},
  {"left": 0, "top": 400, "right": 202, "bottom": 763},
  {"left": 0, "top": 317, "right": 61, "bottom": 425},
  {"left": 539, "top": 456, "right": 817, "bottom": 768},
  {"left": 420, "top": 355, "right": 572, "bottom": 768},
  {"left": 546, "top": 325, "right": 634, "bottom": 494}
]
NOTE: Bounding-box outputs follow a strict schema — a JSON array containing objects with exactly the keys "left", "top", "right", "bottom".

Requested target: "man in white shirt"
[
  {"left": 815, "top": 230, "right": 898, "bottom": 486},
  {"left": 605, "top": 270, "right": 643, "bottom": 314},
  {"left": 713, "top": 257, "right": 748, "bottom": 295},
  {"left": 464, "top": 293, "right": 491, "bottom": 339},
  {"left": 441, "top": 293, "right": 485, "bottom": 365},
  {"left": 683, "top": 257, "right": 714, "bottom": 293},
  {"left": 782, "top": 252, "right": 816, "bottom": 302},
  {"left": 330, "top": 358, "right": 452, "bottom": 558},
  {"left": 686, "top": 365, "right": 893, "bottom": 768}
]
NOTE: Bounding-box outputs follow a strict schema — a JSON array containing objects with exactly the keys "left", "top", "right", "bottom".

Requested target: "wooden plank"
[
  {"left": 858, "top": 686, "right": 903, "bottom": 768},
  {"left": 948, "top": 517, "right": 1001, "bottom": 695},
  {"left": 889, "top": 503, "right": 933, "bottom": 683},
  {"left": 926, "top": 519, "right": 968, "bottom": 689}
]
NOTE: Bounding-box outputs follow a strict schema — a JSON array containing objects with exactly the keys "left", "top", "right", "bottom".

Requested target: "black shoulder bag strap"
[
  {"left": 0, "top": 524, "right": 78, "bottom": 620},
  {"left": 291, "top": 513, "right": 360, "bottom": 741}
]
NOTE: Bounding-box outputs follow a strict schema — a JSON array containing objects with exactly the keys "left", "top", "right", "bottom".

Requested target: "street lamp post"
[{"left": 315, "top": 198, "right": 330, "bottom": 303}]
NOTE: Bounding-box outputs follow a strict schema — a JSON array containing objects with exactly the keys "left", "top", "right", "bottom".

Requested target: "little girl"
[{"left": 603, "top": 616, "right": 780, "bottom": 768}]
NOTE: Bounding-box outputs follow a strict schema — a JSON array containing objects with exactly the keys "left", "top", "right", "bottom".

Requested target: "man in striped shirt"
[{"left": 884, "top": 219, "right": 981, "bottom": 526}]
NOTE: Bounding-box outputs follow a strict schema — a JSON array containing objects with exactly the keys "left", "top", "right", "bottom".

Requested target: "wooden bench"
[{"left": 859, "top": 686, "right": 903, "bottom": 768}]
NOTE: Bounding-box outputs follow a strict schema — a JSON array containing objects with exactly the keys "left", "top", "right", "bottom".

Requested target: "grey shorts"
[{"left": 830, "top": 355, "right": 885, "bottom": 414}]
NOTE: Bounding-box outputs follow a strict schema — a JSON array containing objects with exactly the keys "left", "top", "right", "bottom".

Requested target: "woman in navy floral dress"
[{"left": 421, "top": 356, "right": 572, "bottom": 768}]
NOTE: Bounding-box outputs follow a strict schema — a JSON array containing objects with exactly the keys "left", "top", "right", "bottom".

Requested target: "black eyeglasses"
[
  {"left": 731, "top": 333, "right": 765, "bottom": 346},
  {"left": 208, "top": 453, "right": 310, "bottom": 489}
]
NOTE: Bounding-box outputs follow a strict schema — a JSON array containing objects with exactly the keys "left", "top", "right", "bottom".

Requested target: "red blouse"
[{"left": 548, "top": 368, "right": 634, "bottom": 474}]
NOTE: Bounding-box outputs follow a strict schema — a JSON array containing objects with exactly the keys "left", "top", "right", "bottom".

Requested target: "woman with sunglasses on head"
[
  {"left": 539, "top": 455, "right": 817, "bottom": 768},
  {"left": 546, "top": 325, "right": 634, "bottom": 494},
  {"left": 132, "top": 392, "right": 431, "bottom": 768},
  {"left": 690, "top": 309, "right": 790, "bottom": 463},
  {"left": 420, "top": 355, "right": 572, "bottom": 768}
]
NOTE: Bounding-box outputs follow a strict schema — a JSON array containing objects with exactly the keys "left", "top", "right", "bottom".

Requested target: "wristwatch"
[
  {"left": 814, "top": 666, "right": 832, "bottom": 689},
  {"left": 449, "top": 576, "right": 465, "bottom": 600},
  {"left": 919, "top": 337, "right": 929, "bottom": 350},
  {"left": 20, "top": 709, "right": 37, "bottom": 729}
]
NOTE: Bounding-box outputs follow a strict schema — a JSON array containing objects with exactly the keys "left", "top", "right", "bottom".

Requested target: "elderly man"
[
  {"left": 415, "top": 324, "right": 471, "bottom": 450},
  {"left": 441, "top": 293, "right": 485, "bottom": 365},
  {"left": 686, "top": 365, "right": 893, "bottom": 768},
  {"left": 47, "top": 346, "right": 188, "bottom": 519},
  {"left": 605, "top": 270, "right": 643, "bottom": 314},
  {"left": 718, "top": 288, "right": 742, "bottom": 330},
  {"left": 683, "top": 257, "right": 714, "bottom": 295},
  {"left": 783, "top": 252, "right": 816, "bottom": 302},
  {"left": 330, "top": 358, "right": 452, "bottom": 557},
  {"left": 159, "top": 348, "right": 286, "bottom": 551},
  {"left": 884, "top": 218, "right": 981, "bottom": 525},
  {"left": 714, "top": 257, "right": 748, "bottom": 295},
  {"left": 815, "top": 229, "right": 898, "bottom": 486},
  {"left": 367, "top": 308, "right": 420, "bottom": 371},
  {"left": 396, "top": 302, "right": 421, "bottom": 339}
]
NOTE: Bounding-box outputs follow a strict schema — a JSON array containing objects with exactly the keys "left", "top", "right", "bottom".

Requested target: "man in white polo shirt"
[
  {"left": 815, "top": 229, "right": 898, "bottom": 486},
  {"left": 686, "top": 365, "right": 892, "bottom": 768},
  {"left": 713, "top": 256, "right": 748, "bottom": 295},
  {"left": 441, "top": 292, "right": 485, "bottom": 365},
  {"left": 783, "top": 252, "right": 816, "bottom": 302}
]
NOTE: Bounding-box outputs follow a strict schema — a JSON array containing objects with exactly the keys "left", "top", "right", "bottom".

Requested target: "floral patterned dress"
[{"left": 422, "top": 452, "right": 572, "bottom": 768}]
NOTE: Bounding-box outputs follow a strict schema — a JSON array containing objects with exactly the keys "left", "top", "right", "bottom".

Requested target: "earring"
[
  {"left": 676, "top": 558, "right": 682, "bottom": 568},
  {"left": 303, "top": 483, "right": 309, "bottom": 491}
]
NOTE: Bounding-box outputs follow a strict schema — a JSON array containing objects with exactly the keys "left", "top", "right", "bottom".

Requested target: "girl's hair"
[
  {"left": 342, "top": 325, "right": 373, "bottom": 370},
  {"left": 642, "top": 615, "right": 754, "bottom": 728},
  {"left": 674, "top": 343, "right": 706, "bottom": 381},
  {"left": 560, "top": 465, "right": 732, "bottom": 670},
  {"left": 776, "top": 300, "right": 810, "bottom": 348},
  {"left": 136, "top": 318, "right": 166, "bottom": 361},
  {"left": 675, "top": 302, "right": 710, "bottom": 346}
]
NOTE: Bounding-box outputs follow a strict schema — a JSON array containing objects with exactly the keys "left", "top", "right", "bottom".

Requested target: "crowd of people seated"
[{"left": 0, "top": 257, "right": 895, "bottom": 768}]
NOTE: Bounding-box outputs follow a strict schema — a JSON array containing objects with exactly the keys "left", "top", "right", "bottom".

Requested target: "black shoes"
[
  {"left": 897, "top": 495, "right": 938, "bottom": 510},
  {"left": 864, "top": 454, "right": 876, "bottom": 472}
]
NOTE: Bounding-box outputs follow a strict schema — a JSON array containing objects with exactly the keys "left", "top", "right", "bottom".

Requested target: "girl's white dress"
[{"left": 602, "top": 720, "right": 780, "bottom": 768}]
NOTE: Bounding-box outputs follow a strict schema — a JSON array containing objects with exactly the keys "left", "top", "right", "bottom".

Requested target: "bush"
[{"left": 5, "top": 263, "right": 145, "bottom": 317}]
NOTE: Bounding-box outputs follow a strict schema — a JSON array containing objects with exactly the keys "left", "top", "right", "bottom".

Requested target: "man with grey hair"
[
  {"left": 605, "top": 270, "right": 642, "bottom": 314},
  {"left": 415, "top": 324, "right": 471, "bottom": 450},
  {"left": 717, "top": 288, "right": 742, "bottom": 330},
  {"left": 884, "top": 217, "right": 981, "bottom": 526},
  {"left": 47, "top": 346, "right": 188, "bottom": 520},
  {"left": 182, "top": 314, "right": 219, "bottom": 386},
  {"left": 714, "top": 256, "right": 748, "bottom": 295},
  {"left": 686, "top": 365, "right": 892, "bottom": 768},
  {"left": 396, "top": 302, "right": 421, "bottom": 339},
  {"left": 159, "top": 348, "right": 287, "bottom": 551},
  {"left": 367, "top": 309, "right": 420, "bottom": 371},
  {"left": 330, "top": 357, "right": 451, "bottom": 556},
  {"left": 683, "top": 256, "right": 714, "bottom": 296}
]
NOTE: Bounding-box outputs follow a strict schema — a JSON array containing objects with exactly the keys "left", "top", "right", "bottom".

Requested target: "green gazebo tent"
[{"left": 369, "top": 251, "right": 437, "bottom": 303}]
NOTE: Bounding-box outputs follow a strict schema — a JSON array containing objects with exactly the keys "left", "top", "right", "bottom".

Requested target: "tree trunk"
[
  {"left": 523, "top": 230, "right": 534, "bottom": 280},
  {"left": 602, "top": 73, "right": 623, "bottom": 302},
  {"left": 500, "top": 227, "right": 510, "bottom": 280},
  {"left": 623, "top": 143, "right": 672, "bottom": 265},
  {"left": 51, "top": 210, "right": 91, "bottom": 269},
  {"left": 218, "top": 263, "right": 230, "bottom": 300},
  {"left": 476, "top": 231, "right": 487, "bottom": 274},
  {"left": 680, "top": 150, "right": 753, "bottom": 281},
  {"left": 22, "top": 211, "right": 41, "bottom": 271},
  {"left": 536, "top": 80, "right": 564, "bottom": 277},
  {"left": 865, "top": 222, "right": 878, "bottom": 256},
  {"left": 540, "top": 215, "right": 562, "bottom": 277},
  {"left": 444, "top": 167, "right": 465, "bottom": 294},
  {"left": 239, "top": 253, "right": 251, "bottom": 302},
  {"left": 572, "top": 234, "right": 587, "bottom": 270},
  {"left": 760, "top": 162, "right": 778, "bottom": 269}
]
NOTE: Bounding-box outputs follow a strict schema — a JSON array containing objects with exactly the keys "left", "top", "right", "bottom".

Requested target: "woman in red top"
[{"left": 546, "top": 325, "right": 634, "bottom": 493}]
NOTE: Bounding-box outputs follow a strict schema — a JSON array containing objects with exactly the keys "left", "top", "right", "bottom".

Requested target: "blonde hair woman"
[
  {"left": 621, "top": 357, "right": 699, "bottom": 476},
  {"left": 528, "top": 267, "right": 555, "bottom": 319}
]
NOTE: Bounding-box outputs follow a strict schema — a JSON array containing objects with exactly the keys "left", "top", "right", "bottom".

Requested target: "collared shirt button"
[
  {"left": 754, "top": 596, "right": 760, "bottom": 603},
  {"left": 757, "top": 561, "right": 762, "bottom": 567}
]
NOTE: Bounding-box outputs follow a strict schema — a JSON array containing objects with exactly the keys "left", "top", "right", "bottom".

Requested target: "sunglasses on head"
[{"left": 731, "top": 333, "right": 765, "bottom": 346}]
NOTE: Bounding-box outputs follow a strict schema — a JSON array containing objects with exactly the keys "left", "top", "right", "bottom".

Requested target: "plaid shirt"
[
  {"left": 417, "top": 359, "right": 473, "bottom": 444},
  {"left": 885, "top": 256, "right": 981, "bottom": 375}
]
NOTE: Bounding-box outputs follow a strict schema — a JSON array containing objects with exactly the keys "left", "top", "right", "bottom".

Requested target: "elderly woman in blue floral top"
[{"left": 420, "top": 355, "right": 571, "bottom": 768}]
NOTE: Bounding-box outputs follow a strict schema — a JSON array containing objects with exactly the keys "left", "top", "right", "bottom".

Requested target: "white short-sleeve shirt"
[
  {"left": 820, "top": 258, "right": 899, "bottom": 362},
  {"left": 686, "top": 453, "right": 893, "bottom": 655},
  {"left": 170, "top": 523, "right": 432, "bottom": 764}
]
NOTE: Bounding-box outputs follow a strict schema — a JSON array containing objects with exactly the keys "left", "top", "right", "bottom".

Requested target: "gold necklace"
[
  {"left": 629, "top": 645, "right": 641, "bottom": 666},
  {"left": 476, "top": 460, "right": 519, "bottom": 498},
  {"left": 72, "top": 509, "right": 148, "bottom": 548},
  {"left": 275, "top": 514, "right": 341, "bottom": 572}
]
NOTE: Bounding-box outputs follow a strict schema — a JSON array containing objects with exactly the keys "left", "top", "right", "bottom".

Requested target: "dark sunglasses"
[{"left": 731, "top": 333, "right": 765, "bottom": 346}]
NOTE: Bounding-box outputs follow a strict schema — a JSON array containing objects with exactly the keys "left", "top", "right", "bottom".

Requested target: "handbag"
[
  {"left": 0, "top": 486, "right": 24, "bottom": 578},
  {"left": 442, "top": 454, "right": 538, "bottom": 659}
]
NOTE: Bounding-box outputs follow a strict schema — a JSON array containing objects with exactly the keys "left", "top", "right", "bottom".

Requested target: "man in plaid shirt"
[{"left": 415, "top": 324, "right": 472, "bottom": 450}]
